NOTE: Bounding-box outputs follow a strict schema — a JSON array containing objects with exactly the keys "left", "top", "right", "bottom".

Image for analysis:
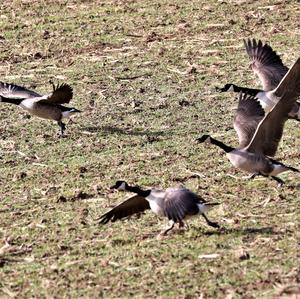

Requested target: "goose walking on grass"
[
  {"left": 98, "top": 180, "right": 220, "bottom": 237},
  {"left": 197, "top": 56, "right": 300, "bottom": 185},
  {"left": 216, "top": 39, "right": 300, "bottom": 121},
  {"left": 0, "top": 82, "right": 80, "bottom": 136}
]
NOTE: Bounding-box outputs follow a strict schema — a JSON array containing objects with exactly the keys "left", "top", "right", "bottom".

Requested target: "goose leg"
[
  {"left": 249, "top": 173, "right": 259, "bottom": 180},
  {"left": 178, "top": 220, "right": 189, "bottom": 231},
  {"left": 258, "top": 172, "right": 284, "bottom": 186},
  {"left": 178, "top": 220, "right": 187, "bottom": 228},
  {"left": 260, "top": 173, "right": 284, "bottom": 187},
  {"left": 58, "top": 121, "right": 66, "bottom": 137},
  {"left": 271, "top": 176, "right": 284, "bottom": 186},
  {"left": 202, "top": 213, "right": 220, "bottom": 228},
  {"left": 158, "top": 220, "right": 175, "bottom": 236}
]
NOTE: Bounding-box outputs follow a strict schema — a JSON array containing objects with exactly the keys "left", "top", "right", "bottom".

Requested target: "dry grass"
[{"left": 0, "top": 0, "right": 300, "bottom": 298}]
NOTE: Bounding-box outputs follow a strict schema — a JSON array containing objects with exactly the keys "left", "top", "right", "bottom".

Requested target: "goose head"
[
  {"left": 196, "top": 134, "right": 211, "bottom": 143},
  {"left": 222, "top": 83, "right": 235, "bottom": 92},
  {"left": 110, "top": 180, "right": 128, "bottom": 191}
]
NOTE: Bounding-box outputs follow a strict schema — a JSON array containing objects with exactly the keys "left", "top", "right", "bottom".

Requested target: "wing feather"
[
  {"left": 246, "top": 57, "right": 300, "bottom": 155},
  {"left": 163, "top": 188, "right": 202, "bottom": 222},
  {"left": 234, "top": 92, "right": 265, "bottom": 149},
  {"left": 244, "top": 39, "right": 288, "bottom": 91},
  {"left": 0, "top": 82, "right": 41, "bottom": 98},
  {"left": 98, "top": 195, "right": 150, "bottom": 224},
  {"left": 38, "top": 83, "right": 73, "bottom": 104}
]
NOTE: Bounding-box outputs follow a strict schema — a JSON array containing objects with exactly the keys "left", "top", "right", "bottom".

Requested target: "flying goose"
[
  {"left": 197, "top": 57, "right": 300, "bottom": 185},
  {"left": 216, "top": 39, "right": 300, "bottom": 121},
  {"left": 98, "top": 180, "right": 220, "bottom": 236},
  {"left": 0, "top": 82, "right": 80, "bottom": 136}
]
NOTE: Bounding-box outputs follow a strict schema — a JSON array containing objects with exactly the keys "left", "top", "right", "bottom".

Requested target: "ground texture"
[{"left": 0, "top": 1, "right": 300, "bottom": 298}]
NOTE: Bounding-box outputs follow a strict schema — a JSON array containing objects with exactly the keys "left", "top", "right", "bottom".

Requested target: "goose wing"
[
  {"left": 98, "top": 195, "right": 150, "bottom": 224},
  {"left": 244, "top": 39, "right": 288, "bottom": 91},
  {"left": 0, "top": 82, "right": 41, "bottom": 98},
  {"left": 234, "top": 92, "right": 265, "bottom": 148},
  {"left": 163, "top": 188, "right": 202, "bottom": 222},
  {"left": 38, "top": 83, "right": 73, "bottom": 104},
  {"left": 246, "top": 57, "right": 300, "bottom": 156}
]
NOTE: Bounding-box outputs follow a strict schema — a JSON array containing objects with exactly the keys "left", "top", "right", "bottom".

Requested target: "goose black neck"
[
  {"left": 0, "top": 96, "right": 23, "bottom": 105},
  {"left": 232, "top": 85, "right": 261, "bottom": 96},
  {"left": 209, "top": 137, "right": 234, "bottom": 153},
  {"left": 126, "top": 185, "right": 151, "bottom": 197}
]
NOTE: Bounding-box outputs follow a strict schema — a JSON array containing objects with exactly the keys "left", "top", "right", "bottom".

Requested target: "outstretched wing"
[
  {"left": 244, "top": 39, "right": 288, "bottom": 91},
  {"left": 163, "top": 188, "right": 203, "bottom": 222},
  {"left": 0, "top": 82, "right": 41, "bottom": 98},
  {"left": 38, "top": 83, "right": 73, "bottom": 104},
  {"left": 246, "top": 57, "right": 300, "bottom": 156},
  {"left": 234, "top": 92, "right": 265, "bottom": 149},
  {"left": 98, "top": 195, "right": 150, "bottom": 224}
]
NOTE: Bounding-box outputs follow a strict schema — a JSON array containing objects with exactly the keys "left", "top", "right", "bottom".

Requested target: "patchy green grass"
[{"left": 0, "top": 0, "right": 299, "bottom": 298}]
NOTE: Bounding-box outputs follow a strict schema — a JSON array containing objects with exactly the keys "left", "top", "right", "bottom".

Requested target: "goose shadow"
[
  {"left": 81, "top": 125, "right": 168, "bottom": 137},
  {"left": 134, "top": 226, "right": 278, "bottom": 241},
  {"left": 203, "top": 226, "right": 278, "bottom": 236}
]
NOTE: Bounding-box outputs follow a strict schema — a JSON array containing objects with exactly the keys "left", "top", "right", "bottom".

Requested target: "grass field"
[{"left": 0, "top": 0, "right": 300, "bottom": 298}]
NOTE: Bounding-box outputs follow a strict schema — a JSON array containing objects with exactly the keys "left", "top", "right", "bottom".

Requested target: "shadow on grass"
[
  {"left": 203, "top": 226, "right": 278, "bottom": 236},
  {"left": 82, "top": 125, "right": 168, "bottom": 136}
]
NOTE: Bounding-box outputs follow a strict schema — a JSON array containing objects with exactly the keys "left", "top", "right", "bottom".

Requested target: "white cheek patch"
[
  {"left": 228, "top": 85, "right": 234, "bottom": 92},
  {"left": 205, "top": 137, "right": 211, "bottom": 144},
  {"left": 118, "top": 182, "right": 126, "bottom": 190}
]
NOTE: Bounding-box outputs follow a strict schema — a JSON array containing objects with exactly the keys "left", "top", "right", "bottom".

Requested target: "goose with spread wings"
[
  {"left": 217, "top": 39, "right": 300, "bottom": 121},
  {"left": 198, "top": 56, "right": 300, "bottom": 185},
  {"left": 98, "top": 181, "right": 220, "bottom": 236},
  {"left": 0, "top": 82, "right": 80, "bottom": 136}
]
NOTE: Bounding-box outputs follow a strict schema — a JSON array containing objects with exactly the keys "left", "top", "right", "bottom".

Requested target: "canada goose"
[
  {"left": 0, "top": 82, "right": 80, "bottom": 136},
  {"left": 98, "top": 180, "right": 220, "bottom": 236},
  {"left": 197, "top": 57, "right": 300, "bottom": 185},
  {"left": 216, "top": 39, "right": 300, "bottom": 121}
]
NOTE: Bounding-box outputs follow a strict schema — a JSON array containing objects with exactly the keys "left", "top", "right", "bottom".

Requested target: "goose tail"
[
  {"left": 269, "top": 158, "right": 299, "bottom": 174},
  {"left": 69, "top": 108, "right": 81, "bottom": 113},
  {"left": 198, "top": 202, "right": 220, "bottom": 213},
  {"left": 61, "top": 107, "right": 82, "bottom": 119}
]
